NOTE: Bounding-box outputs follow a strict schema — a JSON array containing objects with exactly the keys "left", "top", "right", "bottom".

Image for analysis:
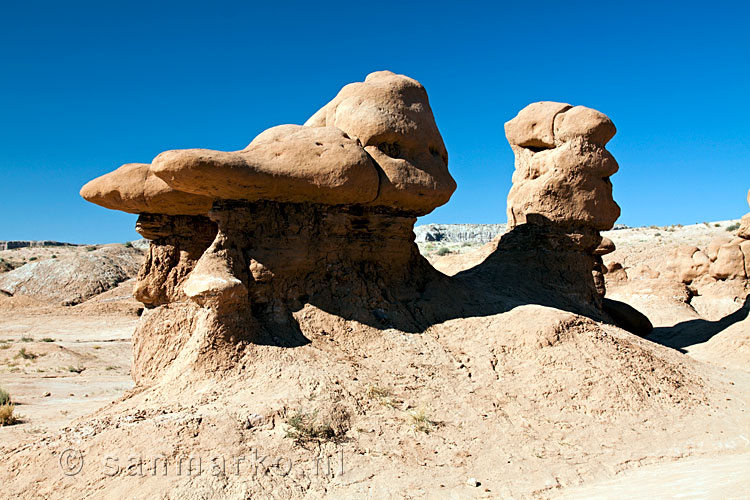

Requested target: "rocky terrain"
[
  {"left": 0, "top": 75, "right": 748, "bottom": 500},
  {"left": 414, "top": 223, "right": 507, "bottom": 244},
  {"left": 0, "top": 241, "right": 79, "bottom": 251}
]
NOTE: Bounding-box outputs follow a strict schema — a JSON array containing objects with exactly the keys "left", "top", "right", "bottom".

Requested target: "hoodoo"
[{"left": 81, "top": 71, "right": 456, "bottom": 383}]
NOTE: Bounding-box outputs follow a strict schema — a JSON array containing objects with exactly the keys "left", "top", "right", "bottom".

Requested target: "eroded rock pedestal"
[
  {"left": 133, "top": 214, "right": 217, "bottom": 307},
  {"left": 81, "top": 82, "right": 653, "bottom": 384},
  {"left": 500, "top": 102, "right": 620, "bottom": 308},
  {"left": 185, "top": 201, "right": 437, "bottom": 322},
  {"left": 484, "top": 101, "right": 650, "bottom": 334},
  {"left": 81, "top": 71, "right": 455, "bottom": 383}
]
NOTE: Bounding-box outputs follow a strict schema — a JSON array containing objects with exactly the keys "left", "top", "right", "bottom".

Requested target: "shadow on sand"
[{"left": 648, "top": 296, "right": 750, "bottom": 352}]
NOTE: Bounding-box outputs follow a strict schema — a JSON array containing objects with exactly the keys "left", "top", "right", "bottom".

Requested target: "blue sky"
[{"left": 1, "top": 1, "right": 748, "bottom": 243}]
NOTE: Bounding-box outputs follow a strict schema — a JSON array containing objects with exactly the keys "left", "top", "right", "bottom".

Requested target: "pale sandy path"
[{"left": 552, "top": 451, "right": 750, "bottom": 500}]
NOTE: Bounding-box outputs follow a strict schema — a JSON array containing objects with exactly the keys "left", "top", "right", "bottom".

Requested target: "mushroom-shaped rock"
[
  {"left": 80, "top": 163, "right": 214, "bottom": 216},
  {"left": 151, "top": 125, "right": 380, "bottom": 206},
  {"left": 505, "top": 102, "right": 620, "bottom": 230},
  {"left": 305, "top": 71, "right": 456, "bottom": 215}
]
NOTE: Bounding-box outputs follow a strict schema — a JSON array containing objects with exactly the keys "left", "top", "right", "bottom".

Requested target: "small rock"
[
  {"left": 467, "top": 477, "right": 480, "bottom": 487},
  {"left": 43, "top": 392, "right": 51, "bottom": 397}
]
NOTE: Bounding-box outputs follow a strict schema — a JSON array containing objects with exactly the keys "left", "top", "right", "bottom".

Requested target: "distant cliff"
[
  {"left": 414, "top": 224, "right": 507, "bottom": 244},
  {"left": 0, "top": 241, "right": 79, "bottom": 251},
  {"left": 414, "top": 223, "right": 630, "bottom": 245}
]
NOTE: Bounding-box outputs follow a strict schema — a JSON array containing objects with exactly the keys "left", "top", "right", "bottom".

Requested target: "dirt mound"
[
  {"left": 0, "top": 246, "right": 143, "bottom": 306},
  {"left": 432, "top": 235, "right": 500, "bottom": 276},
  {"left": 70, "top": 279, "right": 144, "bottom": 316},
  {"left": 1, "top": 304, "right": 736, "bottom": 500}
]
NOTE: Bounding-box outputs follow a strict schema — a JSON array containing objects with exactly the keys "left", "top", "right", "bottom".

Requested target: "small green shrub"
[
  {"left": 714, "top": 223, "right": 721, "bottom": 228},
  {"left": 28, "top": 256, "right": 37, "bottom": 261},
  {"left": 284, "top": 410, "right": 334, "bottom": 443},
  {"left": 436, "top": 247, "right": 450, "bottom": 256},
  {"left": 51, "top": 255, "right": 57, "bottom": 259},
  {"left": 41, "top": 337, "right": 54, "bottom": 342},
  {"left": 124, "top": 241, "right": 133, "bottom": 248},
  {"left": 86, "top": 246, "right": 96, "bottom": 252},
  {"left": 20, "top": 336, "right": 33, "bottom": 342},
  {"left": 16, "top": 348, "right": 38, "bottom": 360},
  {"left": 66, "top": 365, "right": 85, "bottom": 374},
  {"left": 726, "top": 223, "right": 741, "bottom": 232},
  {"left": 0, "top": 387, "right": 10, "bottom": 405}
]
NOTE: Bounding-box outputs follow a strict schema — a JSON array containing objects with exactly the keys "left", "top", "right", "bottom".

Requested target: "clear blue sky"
[{"left": 1, "top": 1, "right": 748, "bottom": 243}]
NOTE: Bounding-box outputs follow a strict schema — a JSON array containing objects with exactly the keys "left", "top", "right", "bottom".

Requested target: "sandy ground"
[
  {"left": 0, "top": 280, "right": 138, "bottom": 441},
  {"left": 553, "top": 451, "right": 750, "bottom": 500}
]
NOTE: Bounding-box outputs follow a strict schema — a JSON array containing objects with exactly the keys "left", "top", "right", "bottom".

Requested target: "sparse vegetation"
[
  {"left": 0, "top": 403, "right": 18, "bottom": 426},
  {"left": 436, "top": 247, "right": 451, "bottom": 256},
  {"left": 284, "top": 410, "right": 335, "bottom": 443},
  {"left": 41, "top": 337, "right": 54, "bottom": 342},
  {"left": 726, "top": 222, "right": 741, "bottom": 232},
  {"left": 16, "top": 348, "right": 39, "bottom": 360},
  {"left": 409, "top": 407, "right": 436, "bottom": 434},
  {"left": 51, "top": 254, "right": 57, "bottom": 259},
  {"left": 105, "top": 365, "right": 117, "bottom": 371},
  {"left": 654, "top": 232, "right": 662, "bottom": 237},
  {"left": 715, "top": 223, "right": 721, "bottom": 228},
  {"left": 66, "top": 365, "right": 85, "bottom": 374},
  {"left": 124, "top": 241, "right": 133, "bottom": 248},
  {"left": 0, "top": 344, "right": 10, "bottom": 350},
  {"left": 20, "top": 336, "right": 33, "bottom": 342},
  {"left": 28, "top": 256, "right": 37, "bottom": 261},
  {"left": 86, "top": 246, "right": 96, "bottom": 252},
  {"left": 0, "top": 387, "right": 10, "bottom": 405},
  {"left": 366, "top": 385, "right": 400, "bottom": 408}
]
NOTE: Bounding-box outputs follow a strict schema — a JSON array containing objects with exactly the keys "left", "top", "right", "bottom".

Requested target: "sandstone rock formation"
[
  {"left": 662, "top": 192, "right": 750, "bottom": 283},
  {"left": 81, "top": 71, "right": 456, "bottom": 383},
  {"left": 502, "top": 103, "right": 620, "bottom": 301},
  {"left": 667, "top": 245, "right": 711, "bottom": 284},
  {"left": 80, "top": 162, "right": 213, "bottom": 215},
  {"left": 81, "top": 84, "right": 655, "bottom": 383},
  {"left": 505, "top": 102, "right": 620, "bottom": 230},
  {"left": 466, "top": 101, "right": 650, "bottom": 335},
  {"left": 708, "top": 191, "right": 750, "bottom": 280},
  {"left": 739, "top": 189, "right": 750, "bottom": 239}
]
